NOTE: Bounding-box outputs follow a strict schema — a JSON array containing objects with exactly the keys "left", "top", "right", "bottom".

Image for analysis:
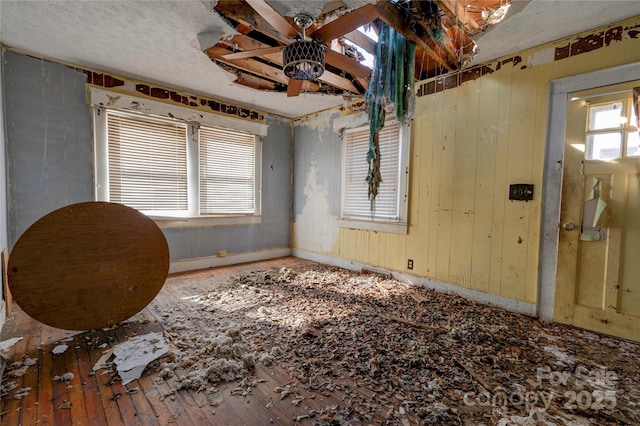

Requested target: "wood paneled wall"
[{"left": 295, "top": 16, "right": 640, "bottom": 305}]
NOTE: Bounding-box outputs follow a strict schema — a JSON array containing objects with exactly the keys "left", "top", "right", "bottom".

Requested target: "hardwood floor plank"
[
  {"left": 84, "top": 329, "right": 126, "bottom": 426},
  {"left": 74, "top": 332, "right": 109, "bottom": 426},
  {"left": 5, "top": 257, "right": 636, "bottom": 425}
]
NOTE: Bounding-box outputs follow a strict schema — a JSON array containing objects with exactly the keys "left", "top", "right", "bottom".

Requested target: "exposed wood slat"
[
  {"left": 234, "top": 72, "right": 278, "bottom": 90},
  {"left": 310, "top": 3, "right": 379, "bottom": 44},
  {"left": 246, "top": 0, "right": 299, "bottom": 39},
  {"left": 212, "top": 43, "right": 361, "bottom": 95},
  {"left": 223, "top": 35, "right": 369, "bottom": 85},
  {"left": 214, "top": 0, "right": 290, "bottom": 44},
  {"left": 343, "top": 30, "right": 377, "bottom": 56},
  {"left": 374, "top": 0, "right": 455, "bottom": 71},
  {"left": 325, "top": 49, "right": 371, "bottom": 78},
  {"left": 287, "top": 78, "right": 303, "bottom": 97},
  {"left": 206, "top": 46, "right": 319, "bottom": 91},
  {"left": 223, "top": 45, "right": 284, "bottom": 60},
  {"left": 438, "top": 0, "right": 481, "bottom": 31}
]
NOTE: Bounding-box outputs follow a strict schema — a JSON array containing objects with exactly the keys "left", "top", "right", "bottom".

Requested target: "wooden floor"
[
  {"left": 2, "top": 256, "right": 640, "bottom": 425},
  {"left": 0, "top": 257, "right": 359, "bottom": 426}
]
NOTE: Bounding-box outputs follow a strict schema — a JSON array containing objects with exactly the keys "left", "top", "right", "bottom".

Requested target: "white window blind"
[
  {"left": 343, "top": 121, "right": 401, "bottom": 221},
  {"left": 107, "top": 111, "right": 188, "bottom": 213},
  {"left": 199, "top": 126, "right": 256, "bottom": 215}
]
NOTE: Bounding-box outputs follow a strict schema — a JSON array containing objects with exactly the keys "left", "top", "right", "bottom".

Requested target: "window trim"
[
  {"left": 335, "top": 112, "right": 410, "bottom": 234},
  {"left": 90, "top": 88, "right": 265, "bottom": 228}
]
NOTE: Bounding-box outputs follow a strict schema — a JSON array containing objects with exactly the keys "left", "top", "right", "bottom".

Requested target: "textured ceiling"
[{"left": 0, "top": 0, "right": 638, "bottom": 118}]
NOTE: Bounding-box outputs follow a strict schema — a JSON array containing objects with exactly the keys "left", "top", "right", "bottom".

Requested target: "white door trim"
[{"left": 538, "top": 61, "right": 640, "bottom": 321}]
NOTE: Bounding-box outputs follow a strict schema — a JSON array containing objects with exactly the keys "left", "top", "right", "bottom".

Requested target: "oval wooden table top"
[{"left": 8, "top": 202, "right": 169, "bottom": 330}]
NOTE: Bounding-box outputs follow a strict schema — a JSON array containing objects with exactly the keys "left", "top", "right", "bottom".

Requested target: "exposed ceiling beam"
[
  {"left": 309, "top": 4, "right": 379, "bottom": 44},
  {"left": 214, "top": 1, "right": 290, "bottom": 44},
  {"left": 234, "top": 72, "right": 278, "bottom": 90},
  {"left": 438, "top": 0, "right": 480, "bottom": 32},
  {"left": 215, "top": 37, "right": 362, "bottom": 95},
  {"left": 343, "top": 30, "right": 377, "bottom": 56},
  {"left": 245, "top": 0, "right": 299, "bottom": 39},
  {"left": 374, "top": 1, "right": 455, "bottom": 71},
  {"left": 205, "top": 46, "right": 319, "bottom": 92}
]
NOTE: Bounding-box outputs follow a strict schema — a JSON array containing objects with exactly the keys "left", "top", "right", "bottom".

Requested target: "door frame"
[{"left": 538, "top": 61, "right": 640, "bottom": 321}]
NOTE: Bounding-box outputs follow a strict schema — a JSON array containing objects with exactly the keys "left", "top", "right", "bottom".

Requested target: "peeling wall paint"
[
  {"left": 3, "top": 51, "right": 291, "bottom": 264},
  {"left": 3, "top": 47, "right": 266, "bottom": 123},
  {"left": 418, "top": 17, "right": 640, "bottom": 97},
  {"left": 292, "top": 109, "right": 343, "bottom": 255}
]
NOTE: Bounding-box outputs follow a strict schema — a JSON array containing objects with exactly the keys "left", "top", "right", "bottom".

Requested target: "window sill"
[
  {"left": 338, "top": 218, "right": 407, "bottom": 234},
  {"left": 152, "top": 215, "right": 262, "bottom": 229}
]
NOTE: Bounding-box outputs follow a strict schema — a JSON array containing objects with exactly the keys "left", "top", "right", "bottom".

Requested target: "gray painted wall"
[
  {"left": 3, "top": 51, "right": 291, "bottom": 262},
  {"left": 4, "top": 50, "right": 94, "bottom": 246}
]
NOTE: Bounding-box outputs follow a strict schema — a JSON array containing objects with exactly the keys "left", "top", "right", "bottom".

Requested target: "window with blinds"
[
  {"left": 107, "top": 111, "right": 188, "bottom": 214},
  {"left": 342, "top": 121, "right": 401, "bottom": 221},
  {"left": 199, "top": 127, "right": 256, "bottom": 215}
]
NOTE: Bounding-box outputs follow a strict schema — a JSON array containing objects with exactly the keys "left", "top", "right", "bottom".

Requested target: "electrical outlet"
[{"left": 407, "top": 259, "right": 414, "bottom": 270}]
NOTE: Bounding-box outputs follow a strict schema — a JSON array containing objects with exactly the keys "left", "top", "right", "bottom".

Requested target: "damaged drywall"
[
  {"left": 418, "top": 17, "right": 640, "bottom": 97},
  {"left": 292, "top": 110, "right": 342, "bottom": 254}
]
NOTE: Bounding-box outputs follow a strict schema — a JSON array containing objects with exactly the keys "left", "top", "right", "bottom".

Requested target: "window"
[
  {"left": 340, "top": 120, "right": 409, "bottom": 234},
  {"left": 585, "top": 95, "right": 639, "bottom": 160},
  {"left": 94, "top": 107, "right": 261, "bottom": 226},
  {"left": 106, "top": 111, "right": 188, "bottom": 215},
  {"left": 199, "top": 126, "right": 256, "bottom": 215}
]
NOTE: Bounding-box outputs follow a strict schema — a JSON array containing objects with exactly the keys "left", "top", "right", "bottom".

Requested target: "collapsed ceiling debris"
[{"left": 205, "top": 0, "right": 512, "bottom": 97}]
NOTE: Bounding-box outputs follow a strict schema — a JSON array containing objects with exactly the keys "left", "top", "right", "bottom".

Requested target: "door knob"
[{"left": 562, "top": 222, "right": 576, "bottom": 231}]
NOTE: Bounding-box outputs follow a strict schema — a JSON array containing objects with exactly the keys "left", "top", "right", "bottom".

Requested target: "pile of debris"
[
  {"left": 149, "top": 264, "right": 640, "bottom": 424},
  {"left": 3, "top": 262, "right": 639, "bottom": 425}
]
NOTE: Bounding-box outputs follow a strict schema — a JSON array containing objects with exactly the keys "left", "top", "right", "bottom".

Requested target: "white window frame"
[
  {"left": 90, "top": 88, "right": 265, "bottom": 228},
  {"left": 585, "top": 94, "right": 639, "bottom": 160},
  {"left": 335, "top": 113, "right": 410, "bottom": 234}
]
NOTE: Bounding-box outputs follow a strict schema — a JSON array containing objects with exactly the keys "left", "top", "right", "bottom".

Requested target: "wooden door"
[{"left": 555, "top": 82, "right": 640, "bottom": 341}]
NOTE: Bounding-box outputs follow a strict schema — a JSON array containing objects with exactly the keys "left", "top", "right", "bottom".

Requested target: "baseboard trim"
[
  {"left": 292, "top": 249, "right": 537, "bottom": 317},
  {"left": 169, "top": 248, "right": 292, "bottom": 274}
]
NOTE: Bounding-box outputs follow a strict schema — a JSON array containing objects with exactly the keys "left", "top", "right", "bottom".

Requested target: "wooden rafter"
[
  {"left": 205, "top": 46, "right": 319, "bottom": 92},
  {"left": 214, "top": 0, "right": 290, "bottom": 44},
  {"left": 374, "top": 1, "right": 455, "bottom": 71},
  {"left": 343, "top": 30, "right": 377, "bottom": 56},
  {"left": 245, "top": 0, "right": 299, "bottom": 39},
  {"left": 213, "top": 37, "right": 361, "bottom": 95},
  {"left": 438, "top": 0, "right": 481, "bottom": 32}
]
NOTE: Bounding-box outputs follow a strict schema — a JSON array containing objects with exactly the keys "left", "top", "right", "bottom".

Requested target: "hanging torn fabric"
[{"left": 365, "top": 22, "right": 416, "bottom": 207}]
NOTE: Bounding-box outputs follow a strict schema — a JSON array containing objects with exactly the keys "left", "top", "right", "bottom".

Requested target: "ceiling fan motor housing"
[{"left": 283, "top": 41, "right": 326, "bottom": 81}]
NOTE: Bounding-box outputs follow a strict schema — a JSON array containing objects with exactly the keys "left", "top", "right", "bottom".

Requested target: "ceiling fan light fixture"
[{"left": 283, "top": 41, "right": 325, "bottom": 81}]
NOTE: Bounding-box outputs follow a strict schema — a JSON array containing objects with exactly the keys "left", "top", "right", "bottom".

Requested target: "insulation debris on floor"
[
  {"left": 146, "top": 263, "right": 640, "bottom": 425},
  {"left": 1, "top": 259, "right": 640, "bottom": 425}
]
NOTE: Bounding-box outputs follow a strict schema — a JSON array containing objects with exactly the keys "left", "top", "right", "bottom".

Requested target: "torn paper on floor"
[
  {"left": 113, "top": 332, "right": 169, "bottom": 385},
  {"left": 0, "top": 337, "right": 23, "bottom": 354},
  {"left": 92, "top": 348, "right": 114, "bottom": 372},
  {"left": 52, "top": 344, "right": 68, "bottom": 354}
]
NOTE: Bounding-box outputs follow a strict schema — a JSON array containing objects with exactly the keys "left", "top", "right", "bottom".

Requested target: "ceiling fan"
[{"left": 220, "top": 0, "right": 380, "bottom": 97}]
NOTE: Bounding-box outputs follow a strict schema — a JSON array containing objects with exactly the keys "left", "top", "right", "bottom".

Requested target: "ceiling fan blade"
[
  {"left": 309, "top": 3, "right": 379, "bottom": 43},
  {"left": 324, "top": 49, "right": 371, "bottom": 78},
  {"left": 287, "top": 78, "right": 303, "bottom": 97},
  {"left": 246, "top": 0, "right": 299, "bottom": 39},
  {"left": 223, "top": 45, "right": 284, "bottom": 60}
]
